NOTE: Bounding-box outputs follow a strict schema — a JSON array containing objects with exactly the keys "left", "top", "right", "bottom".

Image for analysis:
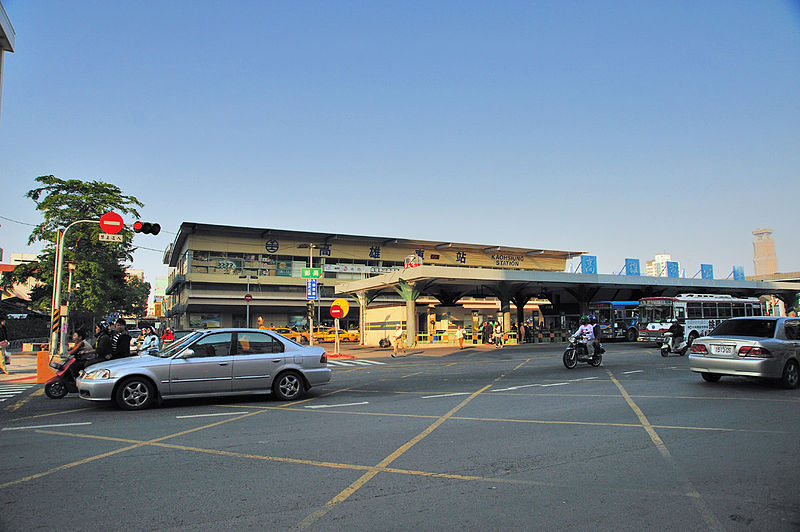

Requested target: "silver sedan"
[
  {"left": 688, "top": 316, "right": 800, "bottom": 389},
  {"left": 76, "top": 328, "right": 331, "bottom": 410}
]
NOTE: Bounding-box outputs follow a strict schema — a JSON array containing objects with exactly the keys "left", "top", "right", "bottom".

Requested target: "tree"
[{"left": 1, "top": 176, "right": 150, "bottom": 326}]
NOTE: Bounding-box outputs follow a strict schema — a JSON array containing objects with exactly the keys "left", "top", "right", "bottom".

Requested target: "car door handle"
[
  {"left": 218, "top": 362, "right": 228, "bottom": 366},
  {"left": 272, "top": 359, "right": 281, "bottom": 363}
]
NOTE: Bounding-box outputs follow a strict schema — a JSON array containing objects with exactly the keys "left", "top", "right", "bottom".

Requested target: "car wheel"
[
  {"left": 626, "top": 329, "right": 637, "bottom": 342},
  {"left": 115, "top": 377, "right": 155, "bottom": 410},
  {"left": 701, "top": 372, "right": 721, "bottom": 383},
  {"left": 780, "top": 360, "right": 799, "bottom": 389},
  {"left": 272, "top": 370, "right": 304, "bottom": 401},
  {"left": 45, "top": 380, "right": 68, "bottom": 399}
]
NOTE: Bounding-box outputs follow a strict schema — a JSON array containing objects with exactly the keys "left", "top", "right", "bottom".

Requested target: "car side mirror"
[{"left": 179, "top": 348, "right": 195, "bottom": 359}]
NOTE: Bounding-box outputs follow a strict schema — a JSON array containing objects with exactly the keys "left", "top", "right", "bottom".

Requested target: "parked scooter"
[
  {"left": 563, "top": 334, "right": 603, "bottom": 369},
  {"left": 660, "top": 332, "right": 688, "bottom": 357},
  {"left": 44, "top": 354, "right": 88, "bottom": 399}
]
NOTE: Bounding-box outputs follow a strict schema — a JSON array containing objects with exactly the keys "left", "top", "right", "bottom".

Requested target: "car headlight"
[{"left": 82, "top": 368, "right": 111, "bottom": 380}]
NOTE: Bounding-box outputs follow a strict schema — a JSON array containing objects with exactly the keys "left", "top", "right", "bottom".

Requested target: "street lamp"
[{"left": 239, "top": 275, "right": 258, "bottom": 327}]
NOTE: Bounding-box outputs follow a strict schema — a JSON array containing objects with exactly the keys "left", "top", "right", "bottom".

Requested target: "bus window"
[
  {"left": 676, "top": 307, "right": 686, "bottom": 321},
  {"left": 732, "top": 304, "right": 745, "bottom": 317},
  {"left": 702, "top": 303, "right": 717, "bottom": 318},
  {"left": 718, "top": 303, "right": 732, "bottom": 318},
  {"left": 687, "top": 303, "right": 702, "bottom": 318}
]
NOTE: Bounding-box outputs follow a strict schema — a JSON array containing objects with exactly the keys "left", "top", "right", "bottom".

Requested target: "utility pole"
[{"left": 308, "top": 243, "right": 315, "bottom": 346}]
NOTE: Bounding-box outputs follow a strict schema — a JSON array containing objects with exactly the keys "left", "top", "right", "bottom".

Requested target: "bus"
[
  {"left": 588, "top": 301, "right": 639, "bottom": 341},
  {"left": 637, "top": 294, "right": 762, "bottom": 345}
]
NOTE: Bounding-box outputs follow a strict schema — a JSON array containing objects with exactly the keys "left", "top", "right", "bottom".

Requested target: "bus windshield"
[{"left": 639, "top": 305, "right": 673, "bottom": 325}]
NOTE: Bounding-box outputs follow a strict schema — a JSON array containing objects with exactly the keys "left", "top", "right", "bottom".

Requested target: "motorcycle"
[
  {"left": 45, "top": 354, "right": 89, "bottom": 399},
  {"left": 563, "top": 334, "right": 603, "bottom": 369},
  {"left": 660, "top": 332, "right": 688, "bottom": 357}
]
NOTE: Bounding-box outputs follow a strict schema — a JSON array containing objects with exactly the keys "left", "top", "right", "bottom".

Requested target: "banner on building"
[
  {"left": 666, "top": 261, "right": 679, "bottom": 278},
  {"left": 625, "top": 258, "right": 640, "bottom": 276},
  {"left": 701, "top": 264, "right": 714, "bottom": 280},
  {"left": 580, "top": 255, "right": 597, "bottom": 275}
]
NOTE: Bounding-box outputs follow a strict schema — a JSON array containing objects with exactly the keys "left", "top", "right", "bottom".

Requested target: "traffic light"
[{"left": 133, "top": 221, "right": 161, "bottom": 235}]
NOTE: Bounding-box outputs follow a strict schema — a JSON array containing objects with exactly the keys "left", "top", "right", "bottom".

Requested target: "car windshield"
[
  {"left": 709, "top": 319, "right": 776, "bottom": 338},
  {"left": 155, "top": 331, "right": 203, "bottom": 358}
]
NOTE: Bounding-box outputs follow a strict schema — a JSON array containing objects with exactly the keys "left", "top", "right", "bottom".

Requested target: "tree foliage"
[{"left": 1, "top": 176, "right": 150, "bottom": 323}]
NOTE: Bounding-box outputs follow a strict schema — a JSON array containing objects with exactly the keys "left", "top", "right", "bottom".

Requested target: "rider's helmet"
[
  {"left": 580, "top": 315, "right": 589, "bottom": 325},
  {"left": 588, "top": 315, "right": 597, "bottom": 324},
  {"left": 96, "top": 321, "right": 110, "bottom": 333},
  {"left": 673, "top": 318, "right": 680, "bottom": 324}
]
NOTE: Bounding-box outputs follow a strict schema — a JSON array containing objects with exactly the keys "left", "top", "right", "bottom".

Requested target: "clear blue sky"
[{"left": 1, "top": 1, "right": 799, "bottom": 290}]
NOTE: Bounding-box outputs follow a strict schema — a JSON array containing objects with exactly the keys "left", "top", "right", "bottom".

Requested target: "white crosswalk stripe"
[
  {"left": 326, "top": 359, "right": 387, "bottom": 367},
  {"left": 0, "top": 384, "right": 36, "bottom": 402}
]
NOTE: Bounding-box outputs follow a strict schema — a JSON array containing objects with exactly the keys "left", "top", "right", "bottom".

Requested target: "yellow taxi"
[
  {"left": 321, "top": 328, "right": 360, "bottom": 343},
  {"left": 266, "top": 327, "right": 305, "bottom": 343},
  {"left": 300, "top": 326, "right": 334, "bottom": 343}
]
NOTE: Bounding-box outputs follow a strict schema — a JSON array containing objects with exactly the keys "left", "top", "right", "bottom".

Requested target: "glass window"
[
  {"left": 710, "top": 319, "right": 776, "bottom": 338},
  {"left": 191, "top": 333, "right": 233, "bottom": 357},
  {"left": 702, "top": 303, "right": 717, "bottom": 318},
  {"left": 732, "top": 304, "right": 745, "bottom": 317},
  {"left": 717, "top": 303, "right": 732, "bottom": 318},
  {"left": 687, "top": 303, "right": 702, "bottom": 318},
  {"left": 236, "top": 332, "right": 284, "bottom": 355},
  {"left": 783, "top": 320, "right": 800, "bottom": 340}
]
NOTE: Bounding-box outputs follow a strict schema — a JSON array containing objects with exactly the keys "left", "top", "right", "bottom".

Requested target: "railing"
[{"left": 7, "top": 337, "right": 49, "bottom": 353}]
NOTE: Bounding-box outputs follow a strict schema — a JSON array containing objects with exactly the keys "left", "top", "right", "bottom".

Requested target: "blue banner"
[
  {"left": 701, "top": 264, "right": 714, "bottom": 280},
  {"left": 732, "top": 266, "right": 745, "bottom": 281},
  {"left": 580, "top": 255, "right": 597, "bottom": 275},
  {"left": 306, "top": 279, "right": 318, "bottom": 300},
  {"left": 666, "top": 261, "right": 679, "bottom": 278},
  {"left": 625, "top": 258, "right": 640, "bottom": 276}
]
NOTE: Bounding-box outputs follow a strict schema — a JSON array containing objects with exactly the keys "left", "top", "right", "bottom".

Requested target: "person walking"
[
  {"left": 391, "top": 324, "right": 405, "bottom": 357},
  {"left": 493, "top": 322, "right": 503, "bottom": 348},
  {"left": 456, "top": 325, "right": 465, "bottom": 349},
  {"left": 0, "top": 318, "right": 10, "bottom": 375}
]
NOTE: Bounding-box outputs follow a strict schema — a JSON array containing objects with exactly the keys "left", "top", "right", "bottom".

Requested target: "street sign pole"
[
  {"left": 334, "top": 317, "right": 340, "bottom": 355},
  {"left": 308, "top": 244, "right": 315, "bottom": 346}
]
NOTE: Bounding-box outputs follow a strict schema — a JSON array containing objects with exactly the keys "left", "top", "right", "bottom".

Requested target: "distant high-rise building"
[
  {"left": 645, "top": 254, "right": 680, "bottom": 277},
  {"left": 752, "top": 228, "right": 778, "bottom": 276}
]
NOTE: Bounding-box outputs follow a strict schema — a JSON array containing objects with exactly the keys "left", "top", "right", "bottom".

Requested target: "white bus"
[{"left": 637, "top": 294, "right": 762, "bottom": 344}]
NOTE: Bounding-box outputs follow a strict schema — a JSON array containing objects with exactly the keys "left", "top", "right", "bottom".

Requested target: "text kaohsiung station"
[{"left": 162, "top": 222, "right": 799, "bottom": 345}]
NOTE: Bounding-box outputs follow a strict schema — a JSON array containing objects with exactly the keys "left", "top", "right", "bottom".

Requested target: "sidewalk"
[{"left": 0, "top": 353, "right": 39, "bottom": 383}]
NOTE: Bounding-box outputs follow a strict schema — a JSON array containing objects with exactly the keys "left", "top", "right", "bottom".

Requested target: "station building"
[{"left": 162, "top": 222, "right": 582, "bottom": 333}]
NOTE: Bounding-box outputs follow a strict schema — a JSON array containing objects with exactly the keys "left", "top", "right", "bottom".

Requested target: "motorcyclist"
[
  {"left": 589, "top": 315, "right": 604, "bottom": 355},
  {"left": 110, "top": 318, "right": 132, "bottom": 359},
  {"left": 139, "top": 325, "right": 160, "bottom": 356},
  {"left": 571, "top": 316, "right": 595, "bottom": 355},
  {"left": 667, "top": 319, "right": 684, "bottom": 351}
]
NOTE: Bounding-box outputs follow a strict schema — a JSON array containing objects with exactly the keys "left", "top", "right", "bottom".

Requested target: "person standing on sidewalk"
[
  {"left": 456, "top": 325, "right": 465, "bottom": 349},
  {"left": 391, "top": 324, "right": 405, "bottom": 357},
  {"left": 0, "top": 317, "right": 10, "bottom": 374}
]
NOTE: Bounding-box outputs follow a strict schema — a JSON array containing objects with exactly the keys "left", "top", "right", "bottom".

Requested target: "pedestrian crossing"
[
  {"left": 0, "top": 383, "right": 36, "bottom": 402},
  {"left": 326, "top": 359, "right": 387, "bottom": 367}
]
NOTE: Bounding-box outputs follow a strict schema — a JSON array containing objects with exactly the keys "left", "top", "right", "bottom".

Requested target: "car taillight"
[
  {"left": 320, "top": 352, "right": 327, "bottom": 364},
  {"left": 690, "top": 344, "right": 708, "bottom": 354},
  {"left": 738, "top": 346, "right": 771, "bottom": 358}
]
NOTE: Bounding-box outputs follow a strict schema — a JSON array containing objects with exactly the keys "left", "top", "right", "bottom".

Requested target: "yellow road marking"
[
  {"left": 5, "top": 406, "right": 97, "bottom": 422},
  {"left": 608, "top": 370, "right": 724, "bottom": 531},
  {"left": 513, "top": 358, "right": 531, "bottom": 371},
  {"left": 297, "top": 383, "right": 493, "bottom": 529},
  {"left": 5, "top": 388, "right": 43, "bottom": 412},
  {"left": 401, "top": 371, "right": 424, "bottom": 378}
]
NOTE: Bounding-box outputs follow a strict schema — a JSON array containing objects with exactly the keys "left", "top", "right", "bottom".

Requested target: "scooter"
[
  {"left": 660, "top": 332, "right": 688, "bottom": 357},
  {"left": 44, "top": 354, "right": 87, "bottom": 399},
  {"left": 563, "top": 334, "right": 603, "bottom": 369}
]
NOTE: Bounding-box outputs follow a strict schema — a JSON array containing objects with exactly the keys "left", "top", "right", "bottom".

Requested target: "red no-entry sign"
[
  {"left": 99, "top": 212, "right": 124, "bottom": 234},
  {"left": 244, "top": 293, "right": 253, "bottom": 302},
  {"left": 330, "top": 304, "right": 344, "bottom": 318}
]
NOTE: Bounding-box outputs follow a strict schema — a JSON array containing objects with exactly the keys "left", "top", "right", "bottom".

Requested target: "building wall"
[{"left": 752, "top": 228, "right": 778, "bottom": 276}]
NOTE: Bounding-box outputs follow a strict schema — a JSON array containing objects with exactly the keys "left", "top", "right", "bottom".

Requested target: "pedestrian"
[
  {"left": 493, "top": 322, "right": 503, "bottom": 348},
  {"left": 391, "top": 324, "right": 405, "bottom": 357},
  {"left": 0, "top": 317, "right": 11, "bottom": 375},
  {"left": 110, "top": 318, "right": 132, "bottom": 359},
  {"left": 456, "top": 325, "right": 465, "bottom": 349},
  {"left": 482, "top": 321, "right": 490, "bottom": 344},
  {"left": 139, "top": 325, "right": 160, "bottom": 356},
  {"left": 518, "top": 322, "right": 526, "bottom": 344}
]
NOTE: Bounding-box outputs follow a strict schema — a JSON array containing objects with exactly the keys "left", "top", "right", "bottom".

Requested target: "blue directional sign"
[
  {"left": 306, "top": 279, "right": 318, "bottom": 300},
  {"left": 701, "top": 264, "right": 714, "bottom": 280},
  {"left": 666, "top": 261, "right": 679, "bottom": 278},
  {"left": 732, "top": 265, "right": 745, "bottom": 281},
  {"left": 580, "top": 255, "right": 597, "bottom": 274},
  {"left": 625, "top": 258, "right": 640, "bottom": 276}
]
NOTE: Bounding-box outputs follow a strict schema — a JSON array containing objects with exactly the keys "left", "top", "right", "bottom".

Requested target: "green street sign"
[{"left": 301, "top": 268, "right": 322, "bottom": 279}]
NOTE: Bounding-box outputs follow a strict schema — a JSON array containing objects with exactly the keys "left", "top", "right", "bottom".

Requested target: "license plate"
[{"left": 711, "top": 344, "right": 734, "bottom": 355}]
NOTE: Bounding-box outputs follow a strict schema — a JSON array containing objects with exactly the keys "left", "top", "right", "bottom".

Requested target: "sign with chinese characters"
[
  {"left": 666, "top": 261, "right": 680, "bottom": 278},
  {"left": 98, "top": 233, "right": 124, "bottom": 242},
  {"left": 732, "top": 266, "right": 745, "bottom": 281},
  {"left": 580, "top": 255, "right": 597, "bottom": 274},
  {"left": 301, "top": 268, "right": 322, "bottom": 279},
  {"left": 625, "top": 258, "right": 640, "bottom": 276},
  {"left": 306, "top": 279, "right": 318, "bottom": 300},
  {"left": 701, "top": 264, "right": 714, "bottom": 280}
]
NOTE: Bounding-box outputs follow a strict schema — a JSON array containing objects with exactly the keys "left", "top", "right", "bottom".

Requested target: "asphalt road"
[{"left": 1, "top": 342, "right": 798, "bottom": 531}]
